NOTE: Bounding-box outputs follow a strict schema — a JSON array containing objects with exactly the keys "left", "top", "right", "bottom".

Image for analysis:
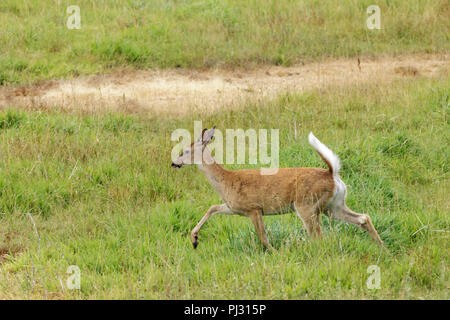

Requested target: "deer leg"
[
  {"left": 331, "top": 205, "right": 384, "bottom": 246},
  {"left": 248, "top": 210, "right": 273, "bottom": 250},
  {"left": 294, "top": 202, "right": 322, "bottom": 239},
  {"left": 191, "top": 203, "right": 233, "bottom": 249}
]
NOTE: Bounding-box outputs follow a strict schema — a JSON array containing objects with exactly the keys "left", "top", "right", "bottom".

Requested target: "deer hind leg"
[
  {"left": 190, "top": 203, "right": 233, "bottom": 249},
  {"left": 331, "top": 204, "right": 383, "bottom": 246},
  {"left": 294, "top": 202, "right": 322, "bottom": 239},
  {"left": 248, "top": 210, "right": 273, "bottom": 250}
]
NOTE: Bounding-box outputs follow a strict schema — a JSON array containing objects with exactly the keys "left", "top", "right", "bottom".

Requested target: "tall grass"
[
  {"left": 0, "top": 77, "right": 448, "bottom": 298},
  {"left": 0, "top": 0, "right": 449, "bottom": 84}
]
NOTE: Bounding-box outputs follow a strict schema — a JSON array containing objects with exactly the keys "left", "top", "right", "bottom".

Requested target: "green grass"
[
  {"left": 0, "top": 77, "right": 448, "bottom": 299},
  {"left": 0, "top": 0, "right": 449, "bottom": 85}
]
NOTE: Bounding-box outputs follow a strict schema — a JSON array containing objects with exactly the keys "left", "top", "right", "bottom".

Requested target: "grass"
[
  {"left": 0, "top": 0, "right": 449, "bottom": 85},
  {"left": 0, "top": 76, "right": 448, "bottom": 299}
]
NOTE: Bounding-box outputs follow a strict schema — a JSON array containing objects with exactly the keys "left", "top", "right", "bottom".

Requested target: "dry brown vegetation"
[{"left": 1, "top": 54, "right": 448, "bottom": 115}]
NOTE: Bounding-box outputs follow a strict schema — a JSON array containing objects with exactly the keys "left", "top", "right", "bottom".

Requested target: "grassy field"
[
  {"left": 0, "top": 0, "right": 449, "bottom": 85},
  {"left": 0, "top": 0, "right": 448, "bottom": 300},
  {"left": 0, "top": 76, "right": 448, "bottom": 299}
]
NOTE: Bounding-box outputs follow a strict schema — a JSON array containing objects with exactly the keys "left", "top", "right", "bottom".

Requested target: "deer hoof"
[{"left": 191, "top": 234, "right": 198, "bottom": 249}]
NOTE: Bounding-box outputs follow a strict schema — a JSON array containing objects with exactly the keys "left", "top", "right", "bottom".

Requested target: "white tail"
[{"left": 308, "top": 132, "right": 341, "bottom": 176}]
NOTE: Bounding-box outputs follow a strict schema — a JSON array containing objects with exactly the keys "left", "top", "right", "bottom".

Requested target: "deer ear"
[
  {"left": 202, "top": 127, "right": 215, "bottom": 145},
  {"left": 196, "top": 128, "right": 208, "bottom": 142}
]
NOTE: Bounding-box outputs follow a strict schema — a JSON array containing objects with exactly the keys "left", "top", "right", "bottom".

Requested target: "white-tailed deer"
[{"left": 171, "top": 127, "right": 383, "bottom": 250}]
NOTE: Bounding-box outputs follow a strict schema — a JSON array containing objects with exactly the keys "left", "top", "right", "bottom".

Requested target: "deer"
[{"left": 171, "top": 127, "right": 383, "bottom": 250}]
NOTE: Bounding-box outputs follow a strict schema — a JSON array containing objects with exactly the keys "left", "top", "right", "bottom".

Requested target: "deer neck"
[{"left": 197, "top": 148, "right": 227, "bottom": 195}]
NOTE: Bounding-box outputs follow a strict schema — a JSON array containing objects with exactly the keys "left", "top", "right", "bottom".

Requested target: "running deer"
[{"left": 171, "top": 127, "right": 383, "bottom": 250}]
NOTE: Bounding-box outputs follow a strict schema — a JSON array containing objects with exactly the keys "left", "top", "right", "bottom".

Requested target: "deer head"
[{"left": 171, "top": 126, "right": 215, "bottom": 168}]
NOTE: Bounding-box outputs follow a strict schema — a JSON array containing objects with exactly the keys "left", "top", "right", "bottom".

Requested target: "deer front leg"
[
  {"left": 248, "top": 210, "right": 273, "bottom": 250},
  {"left": 191, "top": 204, "right": 232, "bottom": 249}
]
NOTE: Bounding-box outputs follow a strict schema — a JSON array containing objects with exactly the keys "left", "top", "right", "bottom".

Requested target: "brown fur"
[{"left": 216, "top": 166, "right": 334, "bottom": 215}]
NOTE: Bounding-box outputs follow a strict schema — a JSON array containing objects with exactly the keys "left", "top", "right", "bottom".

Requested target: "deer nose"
[{"left": 171, "top": 162, "right": 181, "bottom": 168}]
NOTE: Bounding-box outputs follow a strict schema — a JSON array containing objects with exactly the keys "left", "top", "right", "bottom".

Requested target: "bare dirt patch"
[
  {"left": 0, "top": 54, "right": 448, "bottom": 115},
  {"left": 0, "top": 244, "right": 21, "bottom": 265}
]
